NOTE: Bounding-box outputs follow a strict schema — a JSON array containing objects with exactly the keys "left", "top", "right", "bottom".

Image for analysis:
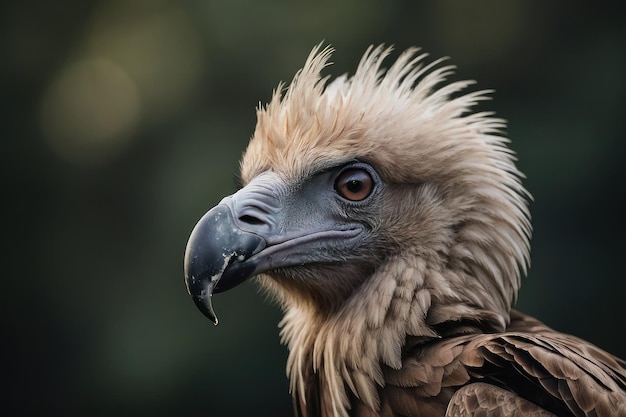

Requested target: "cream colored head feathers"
[{"left": 242, "top": 44, "right": 531, "bottom": 309}]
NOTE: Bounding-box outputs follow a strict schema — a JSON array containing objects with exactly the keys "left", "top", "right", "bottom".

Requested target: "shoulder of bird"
[{"left": 361, "top": 310, "right": 625, "bottom": 417}]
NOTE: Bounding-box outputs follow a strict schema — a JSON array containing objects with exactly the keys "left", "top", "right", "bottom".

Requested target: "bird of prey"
[{"left": 183, "top": 44, "right": 626, "bottom": 416}]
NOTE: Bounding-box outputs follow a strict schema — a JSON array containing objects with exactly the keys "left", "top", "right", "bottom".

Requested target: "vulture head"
[{"left": 184, "top": 45, "right": 534, "bottom": 415}]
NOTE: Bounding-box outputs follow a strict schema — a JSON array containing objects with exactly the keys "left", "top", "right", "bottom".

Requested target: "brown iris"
[{"left": 334, "top": 168, "right": 374, "bottom": 201}]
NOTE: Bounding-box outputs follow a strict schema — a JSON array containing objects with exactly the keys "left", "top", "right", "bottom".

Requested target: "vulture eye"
[{"left": 334, "top": 168, "right": 374, "bottom": 201}]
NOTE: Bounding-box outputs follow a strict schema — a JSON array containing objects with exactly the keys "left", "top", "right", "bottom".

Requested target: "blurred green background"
[{"left": 3, "top": 1, "right": 624, "bottom": 416}]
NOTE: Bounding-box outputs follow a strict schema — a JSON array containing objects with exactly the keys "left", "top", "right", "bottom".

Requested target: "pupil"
[{"left": 347, "top": 180, "right": 362, "bottom": 193}]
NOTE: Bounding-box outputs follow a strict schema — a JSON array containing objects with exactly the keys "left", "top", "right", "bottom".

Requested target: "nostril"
[{"left": 239, "top": 215, "right": 265, "bottom": 226}]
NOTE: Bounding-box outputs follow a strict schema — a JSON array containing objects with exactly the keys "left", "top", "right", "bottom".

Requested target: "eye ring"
[{"left": 334, "top": 167, "right": 374, "bottom": 201}]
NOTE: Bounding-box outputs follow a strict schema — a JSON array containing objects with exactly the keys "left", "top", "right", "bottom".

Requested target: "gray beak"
[
  {"left": 184, "top": 204, "right": 265, "bottom": 325},
  {"left": 183, "top": 169, "right": 368, "bottom": 325}
]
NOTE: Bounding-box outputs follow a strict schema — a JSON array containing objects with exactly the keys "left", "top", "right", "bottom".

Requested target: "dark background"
[{"left": 3, "top": 2, "right": 624, "bottom": 416}]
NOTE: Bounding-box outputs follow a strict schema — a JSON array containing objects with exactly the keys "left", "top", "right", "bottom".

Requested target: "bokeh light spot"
[{"left": 40, "top": 58, "right": 141, "bottom": 166}]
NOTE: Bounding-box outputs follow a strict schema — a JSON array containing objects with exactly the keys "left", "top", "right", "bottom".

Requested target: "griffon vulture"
[{"left": 183, "top": 45, "right": 626, "bottom": 416}]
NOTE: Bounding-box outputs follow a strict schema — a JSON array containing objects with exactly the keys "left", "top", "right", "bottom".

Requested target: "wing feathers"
[
  {"left": 380, "top": 311, "right": 625, "bottom": 417},
  {"left": 446, "top": 382, "right": 557, "bottom": 416}
]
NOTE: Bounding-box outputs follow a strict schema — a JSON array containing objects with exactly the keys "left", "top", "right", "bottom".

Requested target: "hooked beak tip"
[{"left": 191, "top": 291, "right": 219, "bottom": 325}]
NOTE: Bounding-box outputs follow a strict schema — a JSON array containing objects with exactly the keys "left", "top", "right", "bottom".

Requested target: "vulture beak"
[
  {"left": 183, "top": 204, "right": 266, "bottom": 325},
  {"left": 184, "top": 170, "right": 367, "bottom": 325},
  {"left": 184, "top": 172, "right": 287, "bottom": 325}
]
